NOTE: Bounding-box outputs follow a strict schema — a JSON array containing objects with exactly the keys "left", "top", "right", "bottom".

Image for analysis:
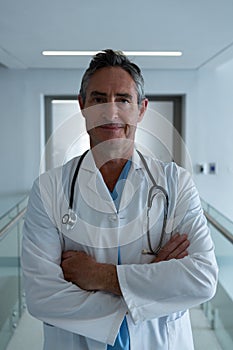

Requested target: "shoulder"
[
  {"left": 31, "top": 156, "right": 81, "bottom": 196},
  {"left": 139, "top": 153, "right": 178, "bottom": 179},
  {"left": 40, "top": 156, "right": 80, "bottom": 180},
  {"left": 138, "top": 153, "right": 194, "bottom": 191}
]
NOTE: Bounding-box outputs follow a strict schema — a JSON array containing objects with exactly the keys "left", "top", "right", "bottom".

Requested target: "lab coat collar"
[
  {"left": 80, "top": 148, "right": 143, "bottom": 174},
  {"left": 77, "top": 148, "right": 143, "bottom": 213}
]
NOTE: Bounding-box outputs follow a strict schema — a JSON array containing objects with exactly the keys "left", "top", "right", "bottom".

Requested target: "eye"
[
  {"left": 121, "top": 98, "right": 130, "bottom": 104},
  {"left": 93, "top": 97, "right": 106, "bottom": 104},
  {"left": 115, "top": 94, "right": 132, "bottom": 105},
  {"left": 116, "top": 97, "right": 131, "bottom": 105}
]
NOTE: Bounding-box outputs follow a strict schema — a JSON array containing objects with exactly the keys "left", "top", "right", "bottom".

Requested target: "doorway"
[{"left": 44, "top": 95, "right": 184, "bottom": 170}]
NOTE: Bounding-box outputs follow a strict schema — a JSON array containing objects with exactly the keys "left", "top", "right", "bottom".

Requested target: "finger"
[
  {"left": 171, "top": 233, "right": 188, "bottom": 242},
  {"left": 152, "top": 233, "right": 189, "bottom": 263},
  {"left": 176, "top": 250, "right": 189, "bottom": 259},
  {"left": 169, "top": 234, "right": 189, "bottom": 252},
  {"left": 62, "top": 250, "right": 86, "bottom": 261},
  {"left": 166, "top": 240, "right": 190, "bottom": 260},
  {"left": 170, "top": 232, "right": 181, "bottom": 241},
  {"left": 157, "top": 234, "right": 188, "bottom": 260},
  {"left": 62, "top": 250, "right": 77, "bottom": 259},
  {"left": 169, "top": 249, "right": 189, "bottom": 260}
]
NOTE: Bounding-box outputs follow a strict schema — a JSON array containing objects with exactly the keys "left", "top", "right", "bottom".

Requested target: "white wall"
[
  {"left": 190, "top": 60, "right": 233, "bottom": 221},
  {"left": 0, "top": 67, "right": 195, "bottom": 194},
  {"left": 0, "top": 64, "right": 232, "bottom": 222},
  {"left": 0, "top": 68, "right": 81, "bottom": 194}
]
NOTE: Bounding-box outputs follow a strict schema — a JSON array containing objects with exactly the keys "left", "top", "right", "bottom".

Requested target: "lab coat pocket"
[{"left": 166, "top": 311, "right": 194, "bottom": 350}]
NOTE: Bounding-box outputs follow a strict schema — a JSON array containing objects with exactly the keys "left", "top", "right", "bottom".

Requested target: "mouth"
[{"left": 98, "top": 123, "right": 125, "bottom": 130}]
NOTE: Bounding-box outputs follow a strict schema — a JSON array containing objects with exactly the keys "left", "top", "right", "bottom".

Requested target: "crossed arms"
[
  {"left": 61, "top": 233, "right": 190, "bottom": 295},
  {"left": 22, "top": 170, "right": 218, "bottom": 344}
]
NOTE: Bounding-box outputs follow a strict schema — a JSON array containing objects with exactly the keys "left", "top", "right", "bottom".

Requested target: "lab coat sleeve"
[
  {"left": 21, "top": 176, "right": 126, "bottom": 346},
  {"left": 117, "top": 165, "right": 218, "bottom": 324}
]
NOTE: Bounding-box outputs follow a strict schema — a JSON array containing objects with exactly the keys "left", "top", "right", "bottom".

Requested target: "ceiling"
[{"left": 1, "top": 0, "right": 233, "bottom": 70}]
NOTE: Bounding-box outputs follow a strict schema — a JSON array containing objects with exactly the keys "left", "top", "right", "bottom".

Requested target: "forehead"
[{"left": 86, "top": 67, "right": 137, "bottom": 96}]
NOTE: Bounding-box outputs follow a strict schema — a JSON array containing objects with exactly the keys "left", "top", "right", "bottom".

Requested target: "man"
[{"left": 22, "top": 49, "right": 218, "bottom": 350}]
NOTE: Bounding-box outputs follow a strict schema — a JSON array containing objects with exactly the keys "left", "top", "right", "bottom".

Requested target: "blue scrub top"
[{"left": 107, "top": 159, "right": 131, "bottom": 350}]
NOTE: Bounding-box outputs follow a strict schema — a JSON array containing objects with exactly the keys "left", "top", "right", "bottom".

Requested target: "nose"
[{"left": 101, "top": 102, "right": 119, "bottom": 121}]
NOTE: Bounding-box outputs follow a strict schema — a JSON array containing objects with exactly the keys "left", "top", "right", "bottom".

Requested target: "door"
[{"left": 44, "top": 95, "right": 184, "bottom": 170}]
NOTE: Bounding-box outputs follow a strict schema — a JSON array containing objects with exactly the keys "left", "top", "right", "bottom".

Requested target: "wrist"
[{"left": 96, "top": 263, "right": 122, "bottom": 296}]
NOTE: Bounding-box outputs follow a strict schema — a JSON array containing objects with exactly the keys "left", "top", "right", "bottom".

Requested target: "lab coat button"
[{"left": 109, "top": 214, "right": 117, "bottom": 222}]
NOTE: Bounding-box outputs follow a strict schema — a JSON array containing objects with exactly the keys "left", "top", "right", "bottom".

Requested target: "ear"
[
  {"left": 78, "top": 94, "right": 84, "bottom": 110},
  {"left": 78, "top": 94, "right": 87, "bottom": 119},
  {"left": 138, "top": 98, "right": 148, "bottom": 122}
]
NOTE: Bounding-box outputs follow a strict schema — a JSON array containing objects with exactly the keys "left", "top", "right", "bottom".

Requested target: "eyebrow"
[
  {"left": 90, "top": 91, "right": 133, "bottom": 100},
  {"left": 90, "top": 91, "right": 107, "bottom": 97},
  {"left": 116, "top": 93, "right": 133, "bottom": 100}
]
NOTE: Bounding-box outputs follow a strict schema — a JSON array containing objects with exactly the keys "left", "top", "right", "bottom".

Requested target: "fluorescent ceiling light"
[
  {"left": 42, "top": 50, "right": 182, "bottom": 57},
  {"left": 52, "top": 100, "right": 78, "bottom": 104}
]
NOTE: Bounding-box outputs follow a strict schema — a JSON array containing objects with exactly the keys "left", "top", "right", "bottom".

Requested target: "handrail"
[
  {"left": 0, "top": 194, "right": 28, "bottom": 221},
  {"left": 0, "top": 207, "right": 27, "bottom": 241},
  {"left": 204, "top": 210, "right": 233, "bottom": 245}
]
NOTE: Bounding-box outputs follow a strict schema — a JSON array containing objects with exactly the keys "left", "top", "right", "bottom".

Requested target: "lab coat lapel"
[
  {"left": 79, "top": 149, "right": 144, "bottom": 214},
  {"left": 79, "top": 151, "right": 116, "bottom": 213},
  {"left": 118, "top": 149, "right": 144, "bottom": 211},
  {"left": 86, "top": 171, "right": 116, "bottom": 213}
]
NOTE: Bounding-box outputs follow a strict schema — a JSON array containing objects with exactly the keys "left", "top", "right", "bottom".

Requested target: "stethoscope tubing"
[
  {"left": 69, "top": 149, "right": 89, "bottom": 210},
  {"left": 62, "top": 149, "right": 169, "bottom": 255},
  {"left": 137, "top": 150, "right": 169, "bottom": 256}
]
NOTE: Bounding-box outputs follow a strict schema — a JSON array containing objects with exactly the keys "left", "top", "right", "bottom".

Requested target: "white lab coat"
[{"left": 22, "top": 150, "right": 218, "bottom": 350}]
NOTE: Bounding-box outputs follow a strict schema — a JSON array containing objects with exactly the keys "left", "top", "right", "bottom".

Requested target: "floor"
[
  {"left": 5, "top": 306, "right": 223, "bottom": 350},
  {"left": 190, "top": 307, "right": 223, "bottom": 350}
]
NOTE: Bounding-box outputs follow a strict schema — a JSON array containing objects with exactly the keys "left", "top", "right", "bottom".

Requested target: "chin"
[{"left": 92, "top": 138, "right": 134, "bottom": 159}]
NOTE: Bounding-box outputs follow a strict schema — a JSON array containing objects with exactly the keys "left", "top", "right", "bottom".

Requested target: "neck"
[
  {"left": 99, "top": 159, "right": 129, "bottom": 192},
  {"left": 90, "top": 141, "right": 133, "bottom": 169},
  {"left": 90, "top": 145, "right": 133, "bottom": 192}
]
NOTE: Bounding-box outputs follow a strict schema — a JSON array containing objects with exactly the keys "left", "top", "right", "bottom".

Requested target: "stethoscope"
[{"left": 62, "top": 150, "right": 169, "bottom": 256}]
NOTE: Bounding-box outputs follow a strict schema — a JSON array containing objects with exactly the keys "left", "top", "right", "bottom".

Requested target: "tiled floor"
[{"left": 6, "top": 306, "right": 223, "bottom": 350}]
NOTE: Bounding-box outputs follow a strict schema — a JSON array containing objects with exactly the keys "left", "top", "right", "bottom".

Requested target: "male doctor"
[{"left": 22, "top": 49, "right": 218, "bottom": 350}]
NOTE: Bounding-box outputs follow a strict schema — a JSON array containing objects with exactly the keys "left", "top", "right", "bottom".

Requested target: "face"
[{"left": 78, "top": 67, "right": 148, "bottom": 155}]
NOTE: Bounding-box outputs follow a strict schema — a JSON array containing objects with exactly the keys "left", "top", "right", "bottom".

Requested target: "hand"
[
  {"left": 61, "top": 251, "right": 99, "bottom": 291},
  {"left": 152, "top": 233, "right": 190, "bottom": 263},
  {"left": 61, "top": 251, "right": 121, "bottom": 295}
]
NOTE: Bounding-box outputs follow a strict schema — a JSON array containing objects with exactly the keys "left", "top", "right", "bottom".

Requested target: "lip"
[{"left": 99, "top": 123, "right": 125, "bottom": 130}]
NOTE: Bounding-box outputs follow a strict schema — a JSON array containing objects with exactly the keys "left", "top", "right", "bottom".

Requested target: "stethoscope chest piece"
[{"left": 62, "top": 209, "right": 77, "bottom": 230}]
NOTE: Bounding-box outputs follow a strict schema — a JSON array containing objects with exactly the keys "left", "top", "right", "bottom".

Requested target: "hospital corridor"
[
  {"left": 1, "top": 194, "right": 232, "bottom": 350},
  {"left": 1, "top": 1, "right": 233, "bottom": 349}
]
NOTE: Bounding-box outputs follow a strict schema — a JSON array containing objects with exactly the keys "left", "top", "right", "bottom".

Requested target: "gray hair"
[{"left": 79, "top": 49, "right": 146, "bottom": 105}]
